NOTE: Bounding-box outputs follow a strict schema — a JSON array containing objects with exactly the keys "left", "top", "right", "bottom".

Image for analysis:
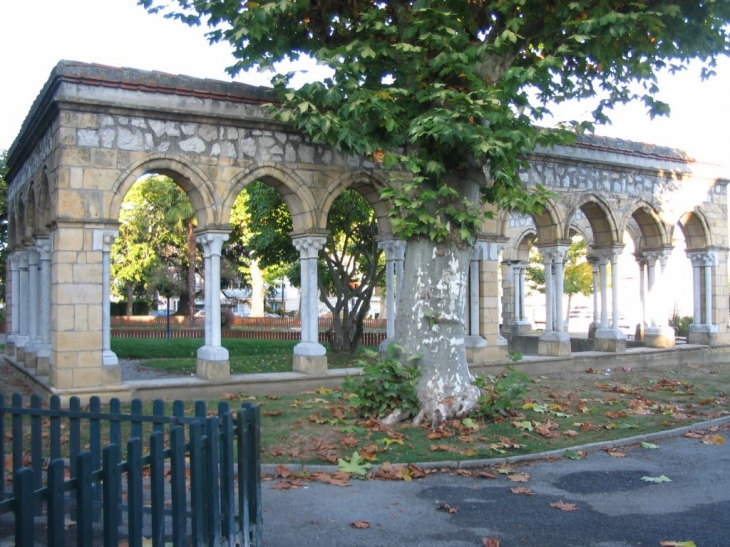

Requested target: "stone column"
[
  {"left": 15, "top": 249, "right": 30, "bottom": 362},
  {"left": 599, "top": 255, "right": 609, "bottom": 329},
  {"left": 93, "top": 229, "right": 122, "bottom": 385},
  {"left": 25, "top": 246, "right": 41, "bottom": 367},
  {"left": 292, "top": 235, "right": 328, "bottom": 374},
  {"left": 644, "top": 250, "right": 675, "bottom": 348},
  {"left": 465, "top": 242, "right": 488, "bottom": 359},
  {"left": 508, "top": 261, "right": 531, "bottom": 335},
  {"left": 377, "top": 239, "right": 406, "bottom": 351},
  {"left": 196, "top": 231, "right": 230, "bottom": 381},
  {"left": 587, "top": 255, "right": 599, "bottom": 339},
  {"left": 6, "top": 252, "right": 21, "bottom": 355},
  {"left": 537, "top": 245, "right": 570, "bottom": 357},
  {"left": 633, "top": 255, "right": 647, "bottom": 342},
  {"left": 687, "top": 251, "right": 719, "bottom": 345},
  {"left": 594, "top": 247, "right": 626, "bottom": 352},
  {"left": 35, "top": 238, "right": 53, "bottom": 374}
]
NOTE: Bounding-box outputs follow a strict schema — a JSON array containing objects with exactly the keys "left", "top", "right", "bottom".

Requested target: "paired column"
[
  {"left": 196, "top": 231, "right": 230, "bottom": 379},
  {"left": 377, "top": 239, "right": 406, "bottom": 345},
  {"left": 465, "top": 242, "right": 488, "bottom": 350},
  {"left": 587, "top": 255, "right": 600, "bottom": 338},
  {"left": 686, "top": 250, "right": 719, "bottom": 343},
  {"left": 593, "top": 247, "right": 626, "bottom": 352},
  {"left": 537, "top": 245, "right": 571, "bottom": 357},
  {"left": 508, "top": 261, "right": 530, "bottom": 332},
  {"left": 292, "top": 235, "right": 328, "bottom": 374},
  {"left": 6, "top": 252, "right": 21, "bottom": 353},
  {"left": 16, "top": 250, "right": 30, "bottom": 358},
  {"left": 641, "top": 250, "right": 675, "bottom": 348}
]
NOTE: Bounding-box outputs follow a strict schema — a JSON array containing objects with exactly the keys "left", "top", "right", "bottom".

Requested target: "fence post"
[
  {"left": 150, "top": 430, "right": 165, "bottom": 547},
  {"left": 170, "top": 425, "right": 187, "bottom": 546},
  {"left": 236, "top": 407, "right": 250, "bottom": 546},
  {"left": 219, "top": 404, "right": 235, "bottom": 545},
  {"left": 49, "top": 396, "right": 61, "bottom": 461},
  {"left": 14, "top": 467, "right": 35, "bottom": 546},
  {"left": 102, "top": 444, "right": 121, "bottom": 546},
  {"left": 244, "top": 403, "right": 263, "bottom": 547},
  {"left": 188, "top": 420, "right": 204, "bottom": 546},
  {"left": 12, "top": 393, "right": 23, "bottom": 474},
  {"left": 76, "top": 452, "right": 94, "bottom": 547},
  {"left": 0, "top": 393, "right": 5, "bottom": 501},
  {"left": 205, "top": 416, "right": 221, "bottom": 545},
  {"left": 127, "top": 438, "right": 143, "bottom": 547},
  {"left": 47, "top": 458, "right": 66, "bottom": 547}
]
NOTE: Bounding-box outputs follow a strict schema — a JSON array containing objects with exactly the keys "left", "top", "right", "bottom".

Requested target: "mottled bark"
[
  {"left": 395, "top": 236, "right": 480, "bottom": 426},
  {"left": 249, "top": 259, "right": 266, "bottom": 317}
]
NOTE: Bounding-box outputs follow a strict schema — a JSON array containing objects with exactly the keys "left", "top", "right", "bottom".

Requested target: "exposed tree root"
[
  {"left": 380, "top": 407, "right": 412, "bottom": 426},
  {"left": 413, "top": 384, "right": 481, "bottom": 429}
]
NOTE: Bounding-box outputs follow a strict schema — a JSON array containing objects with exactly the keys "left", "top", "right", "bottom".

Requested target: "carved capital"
[
  {"left": 378, "top": 239, "right": 407, "bottom": 261},
  {"left": 292, "top": 235, "right": 327, "bottom": 260},
  {"left": 93, "top": 229, "right": 120, "bottom": 253},
  {"left": 197, "top": 231, "right": 230, "bottom": 257},
  {"left": 36, "top": 238, "right": 52, "bottom": 261}
]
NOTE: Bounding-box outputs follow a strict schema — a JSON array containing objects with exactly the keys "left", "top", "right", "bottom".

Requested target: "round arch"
[
  {"left": 322, "top": 171, "right": 394, "bottom": 236},
  {"left": 677, "top": 208, "right": 713, "bottom": 250},
  {"left": 564, "top": 194, "right": 619, "bottom": 247},
  {"left": 221, "top": 163, "right": 321, "bottom": 233},
  {"left": 622, "top": 200, "right": 671, "bottom": 251},
  {"left": 108, "top": 156, "right": 218, "bottom": 226}
]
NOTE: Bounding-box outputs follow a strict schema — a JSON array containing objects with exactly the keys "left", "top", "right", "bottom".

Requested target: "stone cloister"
[{"left": 4, "top": 61, "right": 729, "bottom": 401}]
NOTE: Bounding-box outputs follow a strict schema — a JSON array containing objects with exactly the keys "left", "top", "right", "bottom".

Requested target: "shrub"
[
  {"left": 669, "top": 313, "right": 693, "bottom": 337},
  {"left": 221, "top": 307, "right": 235, "bottom": 329},
  {"left": 473, "top": 367, "right": 529, "bottom": 419},
  {"left": 343, "top": 343, "right": 421, "bottom": 420}
]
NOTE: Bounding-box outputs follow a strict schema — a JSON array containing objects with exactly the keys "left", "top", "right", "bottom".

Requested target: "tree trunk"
[
  {"left": 249, "top": 259, "right": 265, "bottom": 317},
  {"left": 395, "top": 236, "right": 480, "bottom": 427},
  {"left": 125, "top": 282, "right": 134, "bottom": 316}
]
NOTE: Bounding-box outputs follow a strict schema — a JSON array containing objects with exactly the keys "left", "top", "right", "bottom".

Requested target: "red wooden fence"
[
  {"left": 111, "top": 316, "right": 387, "bottom": 330},
  {"left": 111, "top": 328, "right": 387, "bottom": 347}
]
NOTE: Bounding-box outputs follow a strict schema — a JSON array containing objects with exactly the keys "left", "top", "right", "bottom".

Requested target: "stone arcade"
[{"left": 4, "top": 61, "right": 729, "bottom": 402}]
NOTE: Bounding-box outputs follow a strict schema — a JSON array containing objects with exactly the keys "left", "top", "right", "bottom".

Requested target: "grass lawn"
[{"left": 111, "top": 337, "right": 379, "bottom": 374}]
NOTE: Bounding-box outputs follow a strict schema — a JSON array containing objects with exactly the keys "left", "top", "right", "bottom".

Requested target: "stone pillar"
[
  {"left": 509, "top": 261, "right": 531, "bottom": 334},
  {"left": 476, "top": 240, "right": 508, "bottom": 362},
  {"left": 35, "top": 238, "right": 53, "bottom": 374},
  {"left": 292, "top": 235, "right": 328, "bottom": 374},
  {"left": 93, "top": 230, "right": 122, "bottom": 386},
  {"left": 633, "top": 255, "right": 647, "bottom": 342},
  {"left": 6, "top": 252, "right": 21, "bottom": 356},
  {"left": 587, "top": 255, "right": 599, "bottom": 339},
  {"left": 643, "top": 250, "right": 675, "bottom": 348},
  {"left": 16, "top": 249, "right": 30, "bottom": 362},
  {"left": 537, "top": 245, "right": 570, "bottom": 357},
  {"left": 464, "top": 242, "right": 488, "bottom": 362},
  {"left": 687, "top": 251, "right": 719, "bottom": 345},
  {"left": 25, "top": 246, "right": 41, "bottom": 368},
  {"left": 594, "top": 247, "right": 626, "bottom": 352},
  {"left": 377, "top": 239, "right": 406, "bottom": 352},
  {"left": 196, "top": 231, "right": 230, "bottom": 381},
  {"left": 500, "top": 261, "right": 515, "bottom": 327}
]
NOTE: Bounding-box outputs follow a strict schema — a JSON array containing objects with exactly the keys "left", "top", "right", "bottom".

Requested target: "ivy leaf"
[
  {"left": 641, "top": 442, "right": 660, "bottom": 449},
  {"left": 564, "top": 450, "right": 585, "bottom": 460}
]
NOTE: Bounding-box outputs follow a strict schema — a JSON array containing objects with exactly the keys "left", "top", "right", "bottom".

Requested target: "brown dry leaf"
[
  {"left": 605, "top": 411, "right": 627, "bottom": 419},
  {"left": 263, "top": 410, "right": 282, "bottom": 417},
  {"left": 407, "top": 464, "right": 429, "bottom": 479},
  {"left": 312, "top": 472, "right": 351, "bottom": 487},
  {"left": 329, "top": 406, "right": 348, "bottom": 419},
  {"left": 351, "top": 520, "right": 370, "bottom": 529},
  {"left": 437, "top": 503, "right": 459, "bottom": 514},
  {"left": 458, "top": 435, "right": 475, "bottom": 443},
  {"left": 550, "top": 500, "right": 578, "bottom": 511},
  {"left": 507, "top": 473, "right": 530, "bottom": 483},
  {"left": 265, "top": 395, "right": 280, "bottom": 400},
  {"left": 563, "top": 430, "right": 579, "bottom": 437},
  {"left": 358, "top": 449, "right": 379, "bottom": 462},
  {"left": 430, "top": 444, "right": 457, "bottom": 452},
  {"left": 511, "top": 487, "right": 535, "bottom": 496},
  {"left": 607, "top": 451, "right": 625, "bottom": 458},
  {"left": 482, "top": 537, "right": 500, "bottom": 547},
  {"left": 340, "top": 435, "right": 359, "bottom": 447},
  {"left": 684, "top": 431, "right": 704, "bottom": 439},
  {"left": 372, "top": 462, "right": 405, "bottom": 481},
  {"left": 220, "top": 393, "right": 238, "bottom": 400},
  {"left": 275, "top": 465, "right": 292, "bottom": 479}
]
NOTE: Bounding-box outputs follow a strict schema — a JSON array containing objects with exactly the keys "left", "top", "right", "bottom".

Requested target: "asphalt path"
[{"left": 262, "top": 424, "right": 730, "bottom": 547}]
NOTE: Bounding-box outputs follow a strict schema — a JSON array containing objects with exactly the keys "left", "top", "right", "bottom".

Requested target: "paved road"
[{"left": 262, "top": 427, "right": 730, "bottom": 547}]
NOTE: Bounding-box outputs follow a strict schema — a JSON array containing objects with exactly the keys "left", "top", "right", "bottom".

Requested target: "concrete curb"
[{"left": 260, "top": 413, "right": 730, "bottom": 476}]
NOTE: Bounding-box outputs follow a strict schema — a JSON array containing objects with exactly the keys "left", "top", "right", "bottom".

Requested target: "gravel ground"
[{"left": 119, "top": 359, "right": 192, "bottom": 382}]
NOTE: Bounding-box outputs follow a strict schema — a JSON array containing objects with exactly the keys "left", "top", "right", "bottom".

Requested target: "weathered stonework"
[{"left": 4, "top": 61, "right": 729, "bottom": 401}]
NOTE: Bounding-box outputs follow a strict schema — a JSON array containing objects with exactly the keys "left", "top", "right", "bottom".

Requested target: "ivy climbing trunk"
[{"left": 395, "top": 236, "right": 480, "bottom": 426}]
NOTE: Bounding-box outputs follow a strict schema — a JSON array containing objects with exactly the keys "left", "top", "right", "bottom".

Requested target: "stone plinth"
[
  {"left": 538, "top": 331, "right": 571, "bottom": 357},
  {"left": 594, "top": 328, "right": 627, "bottom": 353},
  {"left": 688, "top": 324, "right": 719, "bottom": 346},
  {"left": 293, "top": 355, "right": 328, "bottom": 375},
  {"left": 644, "top": 325, "right": 675, "bottom": 349},
  {"left": 197, "top": 345, "right": 231, "bottom": 381}
]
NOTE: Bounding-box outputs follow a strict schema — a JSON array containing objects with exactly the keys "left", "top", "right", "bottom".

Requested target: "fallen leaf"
[
  {"left": 262, "top": 410, "right": 282, "bottom": 417},
  {"left": 507, "top": 473, "right": 530, "bottom": 483},
  {"left": 563, "top": 430, "right": 579, "bottom": 437},
  {"left": 564, "top": 450, "right": 585, "bottom": 460},
  {"left": 437, "top": 502, "right": 459, "bottom": 514},
  {"left": 275, "top": 465, "right": 292, "bottom": 479},
  {"left": 510, "top": 487, "right": 535, "bottom": 496},
  {"left": 550, "top": 500, "right": 577, "bottom": 511},
  {"left": 607, "top": 451, "right": 625, "bottom": 458},
  {"left": 482, "top": 537, "right": 500, "bottom": 547},
  {"left": 660, "top": 541, "right": 697, "bottom": 547},
  {"left": 684, "top": 431, "right": 703, "bottom": 439},
  {"left": 351, "top": 520, "right": 370, "bottom": 529},
  {"left": 701, "top": 434, "right": 725, "bottom": 445},
  {"left": 641, "top": 475, "right": 672, "bottom": 483},
  {"left": 641, "top": 442, "right": 660, "bottom": 449}
]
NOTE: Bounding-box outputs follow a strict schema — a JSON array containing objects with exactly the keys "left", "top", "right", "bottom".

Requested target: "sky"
[{"left": 1, "top": 0, "right": 728, "bottom": 165}]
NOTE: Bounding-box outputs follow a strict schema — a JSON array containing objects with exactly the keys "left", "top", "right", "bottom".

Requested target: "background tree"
[
  {"left": 235, "top": 181, "right": 383, "bottom": 352},
  {"left": 112, "top": 175, "right": 196, "bottom": 315},
  {"left": 526, "top": 237, "right": 592, "bottom": 326},
  {"left": 141, "top": 0, "right": 730, "bottom": 424}
]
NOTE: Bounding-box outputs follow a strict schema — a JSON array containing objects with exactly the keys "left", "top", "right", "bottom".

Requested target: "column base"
[
  {"left": 14, "top": 336, "right": 29, "bottom": 362},
  {"left": 293, "top": 354, "right": 328, "bottom": 375},
  {"left": 378, "top": 337, "right": 395, "bottom": 355},
  {"left": 6, "top": 334, "right": 18, "bottom": 357},
  {"left": 465, "top": 335, "right": 488, "bottom": 365},
  {"left": 688, "top": 324, "right": 718, "bottom": 345},
  {"left": 594, "top": 328, "right": 627, "bottom": 353},
  {"left": 634, "top": 323, "right": 645, "bottom": 342},
  {"left": 294, "top": 341, "right": 327, "bottom": 357},
  {"left": 102, "top": 364, "right": 122, "bottom": 386},
  {"left": 509, "top": 321, "right": 532, "bottom": 335},
  {"left": 538, "top": 331, "right": 571, "bottom": 357},
  {"left": 36, "top": 345, "right": 51, "bottom": 376},
  {"left": 197, "top": 346, "right": 231, "bottom": 381},
  {"left": 103, "top": 350, "right": 119, "bottom": 366},
  {"left": 644, "top": 325, "right": 676, "bottom": 349},
  {"left": 588, "top": 322, "right": 599, "bottom": 339}
]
